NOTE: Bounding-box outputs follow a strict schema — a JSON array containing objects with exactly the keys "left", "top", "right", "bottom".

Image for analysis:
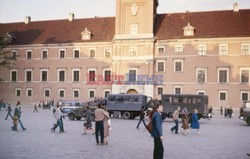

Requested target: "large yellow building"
[{"left": 0, "top": 0, "right": 250, "bottom": 108}]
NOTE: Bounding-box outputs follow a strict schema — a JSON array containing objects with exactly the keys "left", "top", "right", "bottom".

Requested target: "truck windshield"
[{"left": 245, "top": 102, "right": 250, "bottom": 108}]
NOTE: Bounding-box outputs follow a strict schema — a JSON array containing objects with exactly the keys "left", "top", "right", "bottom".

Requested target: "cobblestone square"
[{"left": 0, "top": 105, "right": 249, "bottom": 159}]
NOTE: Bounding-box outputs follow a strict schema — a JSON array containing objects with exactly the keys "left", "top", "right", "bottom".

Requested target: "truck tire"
[
  {"left": 247, "top": 117, "right": 250, "bottom": 126},
  {"left": 76, "top": 117, "right": 81, "bottom": 120},
  {"left": 68, "top": 113, "right": 76, "bottom": 121},
  {"left": 122, "top": 112, "right": 131, "bottom": 119}
]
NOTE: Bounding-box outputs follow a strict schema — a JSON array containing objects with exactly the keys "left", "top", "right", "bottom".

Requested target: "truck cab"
[{"left": 239, "top": 101, "right": 250, "bottom": 126}]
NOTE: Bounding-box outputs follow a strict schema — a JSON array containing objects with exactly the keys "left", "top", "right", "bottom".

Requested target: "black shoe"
[
  {"left": 23, "top": 128, "right": 27, "bottom": 131},
  {"left": 247, "top": 153, "right": 250, "bottom": 156}
]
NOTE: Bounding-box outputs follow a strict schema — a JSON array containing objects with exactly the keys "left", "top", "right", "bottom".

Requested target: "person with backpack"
[{"left": 151, "top": 104, "right": 164, "bottom": 159}]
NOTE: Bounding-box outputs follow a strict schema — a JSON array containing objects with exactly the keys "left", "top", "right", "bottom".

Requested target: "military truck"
[
  {"left": 161, "top": 94, "right": 209, "bottom": 119},
  {"left": 67, "top": 105, "right": 96, "bottom": 121},
  {"left": 106, "top": 94, "right": 153, "bottom": 119},
  {"left": 239, "top": 101, "right": 250, "bottom": 126}
]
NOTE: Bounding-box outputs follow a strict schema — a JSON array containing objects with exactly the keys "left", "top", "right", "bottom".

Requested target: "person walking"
[
  {"left": 151, "top": 104, "right": 164, "bottom": 159},
  {"left": 170, "top": 106, "right": 180, "bottom": 134},
  {"left": 136, "top": 106, "right": 147, "bottom": 129},
  {"left": 5, "top": 104, "right": 13, "bottom": 120},
  {"left": 94, "top": 103, "right": 109, "bottom": 145},
  {"left": 33, "top": 104, "right": 38, "bottom": 113},
  {"left": 181, "top": 108, "right": 190, "bottom": 135},
  {"left": 51, "top": 104, "right": 63, "bottom": 133},
  {"left": 103, "top": 106, "right": 110, "bottom": 145},
  {"left": 220, "top": 106, "right": 223, "bottom": 115},
  {"left": 82, "top": 106, "right": 95, "bottom": 135},
  {"left": 11, "top": 107, "right": 19, "bottom": 131},
  {"left": 16, "top": 101, "right": 26, "bottom": 131},
  {"left": 60, "top": 106, "right": 65, "bottom": 132},
  {"left": 190, "top": 109, "right": 201, "bottom": 134}
]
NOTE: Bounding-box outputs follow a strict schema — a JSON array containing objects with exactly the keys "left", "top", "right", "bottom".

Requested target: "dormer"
[
  {"left": 81, "top": 28, "right": 91, "bottom": 40},
  {"left": 183, "top": 22, "right": 195, "bottom": 36}
]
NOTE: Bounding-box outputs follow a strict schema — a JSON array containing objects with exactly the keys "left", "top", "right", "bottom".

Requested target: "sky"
[{"left": 0, "top": 0, "right": 250, "bottom": 23}]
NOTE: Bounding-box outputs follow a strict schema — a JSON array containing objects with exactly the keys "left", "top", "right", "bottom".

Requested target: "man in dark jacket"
[
  {"left": 5, "top": 104, "right": 13, "bottom": 120},
  {"left": 136, "top": 106, "right": 147, "bottom": 129},
  {"left": 151, "top": 105, "right": 164, "bottom": 159}
]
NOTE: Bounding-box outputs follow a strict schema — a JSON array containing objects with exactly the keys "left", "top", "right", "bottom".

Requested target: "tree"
[{"left": 0, "top": 32, "right": 15, "bottom": 69}]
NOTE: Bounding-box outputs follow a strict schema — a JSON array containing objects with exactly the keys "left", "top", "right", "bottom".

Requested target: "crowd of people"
[{"left": 2, "top": 98, "right": 240, "bottom": 159}]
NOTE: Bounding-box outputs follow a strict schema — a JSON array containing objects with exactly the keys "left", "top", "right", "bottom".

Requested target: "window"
[
  {"left": 174, "top": 86, "right": 182, "bottom": 94},
  {"left": 196, "top": 68, "right": 207, "bottom": 83},
  {"left": 73, "top": 89, "right": 80, "bottom": 98},
  {"left": 89, "top": 49, "right": 96, "bottom": 57},
  {"left": 88, "top": 69, "right": 96, "bottom": 82},
  {"left": 42, "top": 49, "right": 48, "bottom": 59},
  {"left": 88, "top": 89, "right": 95, "bottom": 98},
  {"left": 40, "top": 69, "right": 48, "bottom": 82},
  {"left": 219, "top": 44, "right": 228, "bottom": 55},
  {"left": 240, "top": 68, "right": 250, "bottom": 83},
  {"left": 219, "top": 91, "right": 227, "bottom": 101},
  {"left": 241, "top": 91, "right": 249, "bottom": 101},
  {"left": 12, "top": 50, "right": 17, "bottom": 59},
  {"left": 26, "top": 88, "right": 33, "bottom": 97},
  {"left": 197, "top": 90, "right": 206, "bottom": 95},
  {"left": 104, "top": 70, "right": 111, "bottom": 82},
  {"left": 44, "top": 89, "right": 50, "bottom": 97},
  {"left": 198, "top": 45, "right": 206, "bottom": 56},
  {"left": 10, "top": 69, "right": 18, "bottom": 82},
  {"left": 15, "top": 88, "right": 21, "bottom": 97},
  {"left": 218, "top": 68, "right": 229, "bottom": 83},
  {"left": 128, "top": 70, "right": 136, "bottom": 82},
  {"left": 72, "top": 69, "right": 80, "bottom": 82},
  {"left": 129, "top": 46, "right": 137, "bottom": 56},
  {"left": 157, "top": 46, "right": 165, "bottom": 54},
  {"left": 174, "top": 60, "right": 183, "bottom": 72},
  {"left": 175, "top": 45, "right": 183, "bottom": 53},
  {"left": 157, "top": 61, "right": 165, "bottom": 72},
  {"left": 104, "top": 48, "right": 111, "bottom": 57},
  {"left": 130, "top": 24, "right": 138, "bottom": 35},
  {"left": 26, "top": 50, "right": 32, "bottom": 59},
  {"left": 241, "top": 44, "right": 250, "bottom": 55},
  {"left": 25, "top": 69, "right": 33, "bottom": 82},
  {"left": 58, "top": 69, "right": 66, "bottom": 82},
  {"left": 104, "top": 90, "right": 110, "bottom": 98},
  {"left": 157, "top": 87, "right": 164, "bottom": 95},
  {"left": 74, "top": 49, "right": 80, "bottom": 58},
  {"left": 59, "top": 49, "right": 66, "bottom": 58},
  {"left": 59, "top": 89, "right": 65, "bottom": 98}
]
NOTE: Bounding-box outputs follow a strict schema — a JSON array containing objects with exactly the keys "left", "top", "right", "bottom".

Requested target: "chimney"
[
  {"left": 24, "top": 16, "right": 31, "bottom": 24},
  {"left": 233, "top": 3, "right": 239, "bottom": 12},
  {"left": 69, "top": 13, "right": 74, "bottom": 21}
]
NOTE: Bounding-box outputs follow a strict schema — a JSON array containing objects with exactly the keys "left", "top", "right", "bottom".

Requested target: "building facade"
[{"left": 0, "top": 0, "right": 250, "bottom": 108}]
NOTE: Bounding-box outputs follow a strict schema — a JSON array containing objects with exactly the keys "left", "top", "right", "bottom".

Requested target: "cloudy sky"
[{"left": 0, "top": 0, "right": 249, "bottom": 23}]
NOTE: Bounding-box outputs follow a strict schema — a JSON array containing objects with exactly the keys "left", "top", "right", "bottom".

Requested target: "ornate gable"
[
  {"left": 183, "top": 22, "right": 195, "bottom": 36},
  {"left": 81, "top": 28, "right": 91, "bottom": 40}
]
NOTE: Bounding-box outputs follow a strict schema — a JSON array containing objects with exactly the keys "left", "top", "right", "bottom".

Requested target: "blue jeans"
[
  {"left": 95, "top": 121, "right": 104, "bottom": 144},
  {"left": 18, "top": 118, "right": 26, "bottom": 130},
  {"left": 171, "top": 119, "right": 179, "bottom": 134},
  {"left": 5, "top": 112, "right": 13, "bottom": 120},
  {"left": 52, "top": 119, "right": 63, "bottom": 132},
  {"left": 136, "top": 118, "right": 147, "bottom": 128}
]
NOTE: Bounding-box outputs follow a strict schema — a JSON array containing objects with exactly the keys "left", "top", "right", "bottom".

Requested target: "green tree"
[{"left": 0, "top": 32, "right": 15, "bottom": 69}]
